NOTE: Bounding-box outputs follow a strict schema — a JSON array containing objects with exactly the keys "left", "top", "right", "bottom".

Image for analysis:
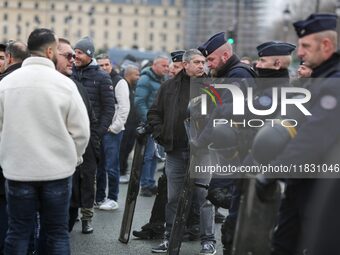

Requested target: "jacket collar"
[
  {"left": 214, "top": 54, "right": 240, "bottom": 77},
  {"left": 311, "top": 51, "right": 340, "bottom": 78},
  {"left": 22, "top": 57, "right": 55, "bottom": 69}
]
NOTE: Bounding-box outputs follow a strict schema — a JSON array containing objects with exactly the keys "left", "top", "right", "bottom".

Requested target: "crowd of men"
[{"left": 0, "top": 11, "right": 339, "bottom": 255}]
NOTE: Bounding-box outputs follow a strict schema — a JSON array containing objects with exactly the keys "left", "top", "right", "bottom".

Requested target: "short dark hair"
[
  {"left": 27, "top": 28, "right": 56, "bottom": 52},
  {"left": 95, "top": 53, "right": 110, "bottom": 61},
  {"left": 6, "top": 41, "right": 30, "bottom": 62}
]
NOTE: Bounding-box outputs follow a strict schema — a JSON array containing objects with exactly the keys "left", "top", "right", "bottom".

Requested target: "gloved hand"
[
  {"left": 135, "top": 122, "right": 153, "bottom": 139},
  {"left": 255, "top": 174, "right": 279, "bottom": 203},
  {"left": 206, "top": 187, "right": 232, "bottom": 209}
]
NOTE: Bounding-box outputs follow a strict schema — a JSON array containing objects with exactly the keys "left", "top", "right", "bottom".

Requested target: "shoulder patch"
[
  {"left": 109, "top": 85, "right": 114, "bottom": 90},
  {"left": 320, "top": 95, "right": 337, "bottom": 110},
  {"left": 258, "top": 95, "right": 272, "bottom": 107}
]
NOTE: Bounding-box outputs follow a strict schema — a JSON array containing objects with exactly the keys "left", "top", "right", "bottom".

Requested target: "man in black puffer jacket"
[{"left": 72, "top": 36, "right": 115, "bottom": 234}]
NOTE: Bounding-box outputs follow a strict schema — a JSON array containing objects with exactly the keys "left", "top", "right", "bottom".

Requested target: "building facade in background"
[
  {"left": 183, "top": 0, "right": 269, "bottom": 57},
  {"left": 0, "top": 0, "right": 183, "bottom": 52}
]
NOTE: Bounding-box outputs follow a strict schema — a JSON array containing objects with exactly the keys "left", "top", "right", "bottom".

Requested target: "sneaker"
[
  {"left": 99, "top": 199, "right": 119, "bottom": 210},
  {"left": 119, "top": 174, "right": 130, "bottom": 184},
  {"left": 94, "top": 199, "right": 106, "bottom": 209},
  {"left": 199, "top": 241, "right": 216, "bottom": 255},
  {"left": 151, "top": 240, "right": 168, "bottom": 253},
  {"left": 140, "top": 187, "right": 153, "bottom": 197}
]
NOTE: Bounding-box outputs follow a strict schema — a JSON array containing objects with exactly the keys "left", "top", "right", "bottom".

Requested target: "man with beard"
[
  {"left": 54, "top": 38, "right": 98, "bottom": 233},
  {"left": 72, "top": 36, "right": 115, "bottom": 233},
  {"left": 0, "top": 28, "right": 90, "bottom": 254},
  {"left": 268, "top": 13, "right": 340, "bottom": 255},
  {"left": 197, "top": 32, "right": 257, "bottom": 255}
]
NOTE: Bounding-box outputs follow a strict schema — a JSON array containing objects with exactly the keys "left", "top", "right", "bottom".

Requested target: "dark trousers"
[
  {"left": 5, "top": 177, "right": 72, "bottom": 255},
  {"left": 0, "top": 196, "right": 7, "bottom": 255},
  {"left": 272, "top": 181, "right": 313, "bottom": 255},
  {"left": 119, "top": 124, "right": 137, "bottom": 176}
]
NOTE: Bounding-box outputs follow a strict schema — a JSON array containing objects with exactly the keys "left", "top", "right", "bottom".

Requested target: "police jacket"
[
  {"left": 147, "top": 70, "right": 192, "bottom": 152},
  {"left": 271, "top": 51, "right": 340, "bottom": 168},
  {"left": 196, "top": 55, "right": 257, "bottom": 147},
  {"left": 72, "top": 60, "right": 115, "bottom": 139},
  {"left": 249, "top": 68, "right": 291, "bottom": 120}
]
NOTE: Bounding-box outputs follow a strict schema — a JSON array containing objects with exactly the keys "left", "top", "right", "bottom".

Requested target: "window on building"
[
  {"left": 4, "top": 1, "right": 8, "bottom": 8},
  {"left": 3, "top": 26, "right": 7, "bottom": 35},
  {"left": 104, "top": 19, "right": 109, "bottom": 26},
  {"left": 51, "top": 15, "right": 55, "bottom": 23},
  {"left": 163, "top": 21, "right": 167, "bottom": 29},
  {"left": 164, "top": 10, "right": 168, "bottom": 16},
  {"left": 176, "top": 34, "right": 180, "bottom": 42},
  {"left": 18, "top": 2, "right": 22, "bottom": 8},
  {"left": 177, "top": 10, "right": 181, "bottom": 16},
  {"left": 105, "top": 6, "right": 109, "bottom": 13},
  {"left": 133, "top": 32, "right": 138, "bottom": 40},
  {"left": 118, "top": 19, "right": 122, "bottom": 27},
  {"left": 150, "top": 20, "right": 154, "bottom": 28},
  {"left": 17, "top": 14, "right": 22, "bottom": 22},
  {"left": 118, "top": 7, "right": 123, "bottom": 14},
  {"left": 77, "top": 30, "right": 81, "bottom": 37},
  {"left": 90, "top": 30, "right": 95, "bottom": 38},
  {"left": 90, "top": 18, "right": 95, "bottom": 25},
  {"left": 134, "top": 8, "right": 138, "bottom": 14},
  {"left": 51, "top": 3, "right": 55, "bottom": 10},
  {"left": 176, "top": 22, "right": 180, "bottom": 29},
  {"left": 78, "top": 5, "right": 82, "bottom": 11},
  {"left": 64, "top": 29, "right": 69, "bottom": 37},
  {"left": 16, "top": 25, "right": 21, "bottom": 35},
  {"left": 149, "top": 33, "right": 153, "bottom": 41},
  {"left": 117, "top": 31, "right": 122, "bottom": 40},
  {"left": 134, "top": 20, "right": 138, "bottom": 27},
  {"left": 4, "top": 14, "right": 8, "bottom": 21},
  {"left": 35, "top": 2, "right": 39, "bottom": 9},
  {"left": 65, "top": 4, "right": 69, "bottom": 11},
  {"left": 104, "top": 30, "right": 109, "bottom": 40},
  {"left": 78, "top": 17, "right": 82, "bottom": 25},
  {"left": 162, "top": 46, "right": 166, "bottom": 52},
  {"left": 150, "top": 8, "right": 154, "bottom": 15}
]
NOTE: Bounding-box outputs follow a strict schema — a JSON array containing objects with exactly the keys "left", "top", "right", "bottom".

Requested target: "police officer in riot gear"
[
  {"left": 197, "top": 31, "right": 257, "bottom": 255},
  {"left": 262, "top": 13, "right": 340, "bottom": 255}
]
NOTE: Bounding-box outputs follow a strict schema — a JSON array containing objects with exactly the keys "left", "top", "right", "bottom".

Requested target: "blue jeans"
[
  {"left": 5, "top": 177, "right": 72, "bottom": 255},
  {"left": 165, "top": 150, "right": 215, "bottom": 242},
  {"left": 96, "top": 131, "right": 123, "bottom": 202},
  {"left": 0, "top": 196, "right": 7, "bottom": 254},
  {"left": 140, "top": 136, "right": 157, "bottom": 189}
]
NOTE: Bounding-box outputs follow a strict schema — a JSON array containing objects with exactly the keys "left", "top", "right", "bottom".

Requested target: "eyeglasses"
[{"left": 59, "top": 52, "right": 75, "bottom": 61}]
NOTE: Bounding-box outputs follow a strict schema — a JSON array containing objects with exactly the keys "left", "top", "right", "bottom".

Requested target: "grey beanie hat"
[{"left": 74, "top": 36, "right": 95, "bottom": 58}]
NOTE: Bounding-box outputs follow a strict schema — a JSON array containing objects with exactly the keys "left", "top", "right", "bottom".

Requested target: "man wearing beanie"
[{"left": 72, "top": 36, "right": 115, "bottom": 234}]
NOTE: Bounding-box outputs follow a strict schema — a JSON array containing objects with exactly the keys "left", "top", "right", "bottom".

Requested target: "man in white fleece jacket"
[
  {"left": 0, "top": 28, "right": 90, "bottom": 254},
  {"left": 95, "top": 54, "right": 130, "bottom": 210}
]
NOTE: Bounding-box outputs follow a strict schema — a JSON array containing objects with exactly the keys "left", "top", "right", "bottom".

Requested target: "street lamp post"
[{"left": 283, "top": 5, "right": 291, "bottom": 42}]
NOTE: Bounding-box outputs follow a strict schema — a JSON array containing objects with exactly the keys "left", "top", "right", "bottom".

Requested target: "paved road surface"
[{"left": 70, "top": 169, "right": 224, "bottom": 255}]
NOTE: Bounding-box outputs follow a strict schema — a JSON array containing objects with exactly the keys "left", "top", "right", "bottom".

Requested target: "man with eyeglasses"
[
  {"left": 55, "top": 38, "right": 98, "bottom": 233},
  {"left": 72, "top": 36, "right": 115, "bottom": 234}
]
